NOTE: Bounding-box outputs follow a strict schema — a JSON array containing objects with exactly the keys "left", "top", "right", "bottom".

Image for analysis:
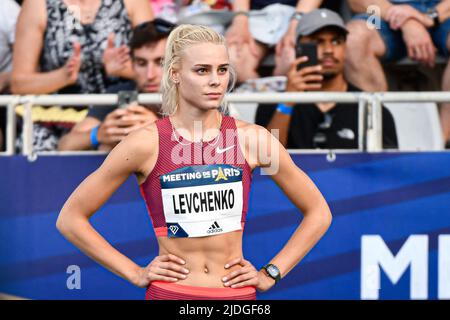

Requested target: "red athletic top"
[{"left": 139, "top": 115, "right": 252, "bottom": 238}]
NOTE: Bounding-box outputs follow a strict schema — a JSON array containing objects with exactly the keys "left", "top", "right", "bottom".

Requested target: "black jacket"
[{"left": 255, "top": 83, "right": 398, "bottom": 149}]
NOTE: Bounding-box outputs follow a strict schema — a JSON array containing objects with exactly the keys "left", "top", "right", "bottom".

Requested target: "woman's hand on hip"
[
  {"left": 133, "top": 254, "right": 190, "bottom": 288},
  {"left": 222, "top": 257, "right": 274, "bottom": 292}
]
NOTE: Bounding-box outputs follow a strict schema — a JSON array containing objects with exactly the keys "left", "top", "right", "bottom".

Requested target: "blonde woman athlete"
[{"left": 57, "top": 24, "right": 332, "bottom": 300}]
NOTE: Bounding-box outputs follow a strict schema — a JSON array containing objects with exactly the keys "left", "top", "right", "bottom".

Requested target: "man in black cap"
[{"left": 255, "top": 9, "right": 398, "bottom": 149}]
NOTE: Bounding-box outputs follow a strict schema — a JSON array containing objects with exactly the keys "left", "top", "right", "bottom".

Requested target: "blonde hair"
[{"left": 160, "top": 24, "right": 236, "bottom": 116}]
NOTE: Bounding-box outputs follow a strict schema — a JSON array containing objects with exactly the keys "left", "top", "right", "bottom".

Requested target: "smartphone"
[
  {"left": 295, "top": 42, "right": 318, "bottom": 71},
  {"left": 117, "top": 91, "right": 138, "bottom": 109}
]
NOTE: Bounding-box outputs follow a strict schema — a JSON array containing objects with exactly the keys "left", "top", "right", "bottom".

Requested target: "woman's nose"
[{"left": 209, "top": 72, "right": 220, "bottom": 86}]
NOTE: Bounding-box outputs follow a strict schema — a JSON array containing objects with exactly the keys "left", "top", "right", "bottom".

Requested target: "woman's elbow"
[
  {"left": 10, "top": 73, "right": 27, "bottom": 94},
  {"left": 313, "top": 202, "right": 332, "bottom": 231},
  {"left": 56, "top": 212, "right": 73, "bottom": 237},
  {"left": 56, "top": 214, "right": 66, "bottom": 234},
  {"left": 322, "top": 208, "right": 333, "bottom": 230},
  {"left": 319, "top": 202, "right": 333, "bottom": 232}
]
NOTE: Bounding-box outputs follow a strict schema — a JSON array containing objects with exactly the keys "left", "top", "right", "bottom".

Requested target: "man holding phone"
[
  {"left": 58, "top": 19, "right": 175, "bottom": 151},
  {"left": 256, "top": 9, "right": 398, "bottom": 149}
]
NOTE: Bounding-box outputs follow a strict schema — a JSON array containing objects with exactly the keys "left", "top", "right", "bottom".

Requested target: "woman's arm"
[
  {"left": 256, "top": 125, "right": 332, "bottom": 288},
  {"left": 11, "top": 0, "right": 79, "bottom": 94},
  {"left": 56, "top": 125, "right": 156, "bottom": 286},
  {"left": 106, "top": 0, "right": 155, "bottom": 80},
  {"left": 223, "top": 123, "right": 332, "bottom": 291}
]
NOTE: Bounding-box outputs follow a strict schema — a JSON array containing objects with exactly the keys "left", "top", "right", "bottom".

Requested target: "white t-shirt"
[{"left": 0, "top": 0, "right": 20, "bottom": 73}]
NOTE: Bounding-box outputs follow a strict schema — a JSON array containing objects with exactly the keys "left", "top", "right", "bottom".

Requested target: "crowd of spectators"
[
  {"left": 255, "top": 9, "right": 398, "bottom": 149},
  {"left": 0, "top": 0, "right": 449, "bottom": 153}
]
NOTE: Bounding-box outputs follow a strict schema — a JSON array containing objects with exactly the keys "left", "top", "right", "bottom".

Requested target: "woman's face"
[{"left": 174, "top": 42, "right": 230, "bottom": 112}]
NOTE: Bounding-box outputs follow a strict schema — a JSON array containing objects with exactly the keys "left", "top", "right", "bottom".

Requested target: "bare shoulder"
[
  {"left": 105, "top": 121, "right": 158, "bottom": 170},
  {"left": 234, "top": 118, "right": 272, "bottom": 142},
  {"left": 96, "top": 122, "right": 159, "bottom": 184},
  {"left": 20, "top": 0, "right": 47, "bottom": 27},
  {"left": 120, "top": 121, "right": 158, "bottom": 159},
  {"left": 234, "top": 118, "right": 274, "bottom": 170},
  {"left": 235, "top": 118, "right": 266, "bottom": 133}
]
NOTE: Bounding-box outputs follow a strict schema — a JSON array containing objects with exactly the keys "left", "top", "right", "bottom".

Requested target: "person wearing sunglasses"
[{"left": 58, "top": 19, "right": 176, "bottom": 152}]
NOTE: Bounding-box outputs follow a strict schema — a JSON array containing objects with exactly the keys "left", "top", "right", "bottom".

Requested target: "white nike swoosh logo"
[{"left": 216, "top": 145, "right": 235, "bottom": 154}]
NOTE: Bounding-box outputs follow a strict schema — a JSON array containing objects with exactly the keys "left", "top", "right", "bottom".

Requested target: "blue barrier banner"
[{"left": 1, "top": 153, "right": 449, "bottom": 300}]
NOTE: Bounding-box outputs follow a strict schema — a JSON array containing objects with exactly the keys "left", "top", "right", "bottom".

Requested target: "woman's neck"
[{"left": 171, "top": 108, "right": 222, "bottom": 143}]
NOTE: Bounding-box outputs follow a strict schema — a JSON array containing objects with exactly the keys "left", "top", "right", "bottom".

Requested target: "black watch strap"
[
  {"left": 427, "top": 7, "right": 440, "bottom": 27},
  {"left": 262, "top": 263, "right": 281, "bottom": 283}
]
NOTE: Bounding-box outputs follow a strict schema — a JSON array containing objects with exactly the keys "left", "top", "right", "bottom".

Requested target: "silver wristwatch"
[
  {"left": 262, "top": 263, "right": 281, "bottom": 283},
  {"left": 291, "top": 12, "right": 304, "bottom": 22}
]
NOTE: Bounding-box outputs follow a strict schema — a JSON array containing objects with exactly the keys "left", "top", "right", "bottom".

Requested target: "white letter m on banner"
[{"left": 361, "top": 235, "right": 428, "bottom": 300}]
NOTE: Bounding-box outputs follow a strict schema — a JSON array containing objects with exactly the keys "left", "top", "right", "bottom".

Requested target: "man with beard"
[{"left": 255, "top": 9, "right": 398, "bottom": 149}]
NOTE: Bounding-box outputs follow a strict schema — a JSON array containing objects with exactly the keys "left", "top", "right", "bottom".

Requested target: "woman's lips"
[{"left": 205, "top": 93, "right": 222, "bottom": 99}]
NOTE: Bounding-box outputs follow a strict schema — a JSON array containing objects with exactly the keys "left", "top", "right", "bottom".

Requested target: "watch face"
[
  {"left": 427, "top": 8, "right": 438, "bottom": 18},
  {"left": 291, "top": 12, "right": 303, "bottom": 21},
  {"left": 267, "top": 265, "right": 280, "bottom": 277}
]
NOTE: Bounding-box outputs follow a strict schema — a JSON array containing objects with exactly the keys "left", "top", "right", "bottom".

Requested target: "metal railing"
[{"left": 0, "top": 91, "right": 448, "bottom": 158}]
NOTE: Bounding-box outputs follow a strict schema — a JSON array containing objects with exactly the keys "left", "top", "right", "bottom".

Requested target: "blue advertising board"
[{"left": 0, "top": 152, "right": 449, "bottom": 300}]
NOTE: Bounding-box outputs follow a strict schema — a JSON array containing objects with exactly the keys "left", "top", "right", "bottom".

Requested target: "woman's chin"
[{"left": 198, "top": 103, "right": 221, "bottom": 111}]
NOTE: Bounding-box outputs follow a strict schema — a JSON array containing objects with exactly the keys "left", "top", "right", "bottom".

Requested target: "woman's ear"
[{"left": 170, "top": 69, "right": 180, "bottom": 84}]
